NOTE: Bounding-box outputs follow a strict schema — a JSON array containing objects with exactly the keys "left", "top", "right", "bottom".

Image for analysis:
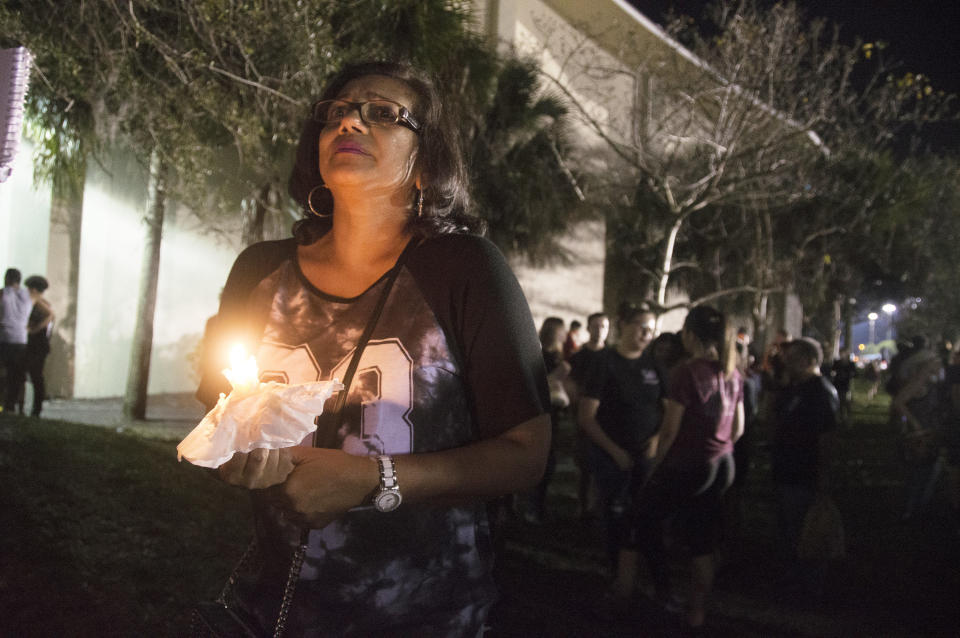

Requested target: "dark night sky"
[{"left": 629, "top": 0, "right": 960, "bottom": 149}]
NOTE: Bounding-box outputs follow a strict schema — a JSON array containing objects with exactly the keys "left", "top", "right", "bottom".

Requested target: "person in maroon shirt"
[{"left": 636, "top": 305, "right": 744, "bottom": 630}]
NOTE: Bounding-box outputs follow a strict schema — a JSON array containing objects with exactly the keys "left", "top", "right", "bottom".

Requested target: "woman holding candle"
[{"left": 196, "top": 62, "right": 549, "bottom": 635}]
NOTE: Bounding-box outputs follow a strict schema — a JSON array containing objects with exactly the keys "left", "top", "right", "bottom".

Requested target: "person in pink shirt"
[{"left": 636, "top": 305, "right": 744, "bottom": 630}]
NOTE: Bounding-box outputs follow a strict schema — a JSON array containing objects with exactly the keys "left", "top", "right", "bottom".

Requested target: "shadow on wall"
[
  {"left": 45, "top": 331, "right": 74, "bottom": 399},
  {"left": 43, "top": 330, "right": 204, "bottom": 399},
  {"left": 149, "top": 331, "right": 204, "bottom": 394}
]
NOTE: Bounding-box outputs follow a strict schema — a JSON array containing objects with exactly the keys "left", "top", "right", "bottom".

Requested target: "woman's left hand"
[{"left": 271, "top": 448, "right": 380, "bottom": 528}]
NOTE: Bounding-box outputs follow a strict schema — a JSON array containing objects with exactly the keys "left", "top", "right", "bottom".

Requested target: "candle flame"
[{"left": 223, "top": 344, "right": 260, "bottom": 393}]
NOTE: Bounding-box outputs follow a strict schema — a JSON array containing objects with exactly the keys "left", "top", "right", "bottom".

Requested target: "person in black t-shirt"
[
  {"left": 830, "top": 348, "right": 857, "bottom": 424},
  {"left": 772, "top": 338, "right": 839, "bottom": 595},
  {"left": 568, "top": 312, "right": 609, "bottom": 518},
  {"left": 568, "top": 312, "right": 610, "bottom": 393},
  {"left": 578, "top": 302, "right": 661, "bottom": 608},
  {"left": 525, "top": 316, "right": 570, "bottom": 523}
]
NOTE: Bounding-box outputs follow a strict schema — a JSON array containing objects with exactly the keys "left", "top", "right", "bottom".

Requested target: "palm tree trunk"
[{"left": 123, "top": 149, "right": 166, "bottom": 419}]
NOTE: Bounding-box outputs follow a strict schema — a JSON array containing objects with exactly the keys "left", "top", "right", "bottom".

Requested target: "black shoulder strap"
[{"left": 313, "top": 238, "right": 416, "bottom": 448}]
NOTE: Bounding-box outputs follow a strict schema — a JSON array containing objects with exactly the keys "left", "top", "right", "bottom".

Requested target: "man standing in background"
[
  {"left": 830, "top": 348, "right": 857, "bottom": 425},
  {"left": 568, "top": 312, "right": 610, "bottom": 518},
  {"left": 772, "top": 338, "right": 840, "bottom": 598},
  {"left": 0, "top": 268, "right": 32, "bottom": 414}
]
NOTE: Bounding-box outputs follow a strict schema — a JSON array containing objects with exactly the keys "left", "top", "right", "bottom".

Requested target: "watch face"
[{"left": 375, "top": 490, "right": 402, "bottom": 512}]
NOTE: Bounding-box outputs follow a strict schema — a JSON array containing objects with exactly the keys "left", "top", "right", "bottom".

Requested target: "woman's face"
[{"left": 317, "top": 74, "right": 421, "bottom": 197}]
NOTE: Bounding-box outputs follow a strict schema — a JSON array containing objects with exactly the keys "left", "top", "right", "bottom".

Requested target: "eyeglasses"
[{"left": 312, "top": 99, "right": 421, "bottom": 134}]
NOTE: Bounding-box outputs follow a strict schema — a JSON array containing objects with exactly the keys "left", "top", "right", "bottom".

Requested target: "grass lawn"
[
  {"left": 1, "top": 379, "right": 958, "bottom": 636},
  {"left": 0, "top": 418, "right": 250, "bottom": 637}
]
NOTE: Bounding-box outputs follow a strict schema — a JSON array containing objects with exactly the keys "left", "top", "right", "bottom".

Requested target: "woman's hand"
[
  {"left": 272, "top": 448, "right": 380, "bottom": 528},
  {"left": 218, "top": 448, "right": 295, "bottom": 489}
]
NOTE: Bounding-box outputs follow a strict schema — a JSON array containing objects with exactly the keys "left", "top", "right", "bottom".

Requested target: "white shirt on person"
[{"left": 0, "top": 286, "right": 31, "bottom": 344}]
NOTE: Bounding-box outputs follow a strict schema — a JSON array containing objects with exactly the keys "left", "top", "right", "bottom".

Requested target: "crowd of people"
[
  {"left": 0, "top": 267, "right": 54, "bottom": 418},
  {"left": 524, "top": 308, "right": 960, "bottom": 630}
]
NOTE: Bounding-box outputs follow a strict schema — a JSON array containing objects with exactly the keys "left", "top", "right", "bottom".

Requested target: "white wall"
[
  {"left": 511, "top": 219, "right": 606, "bottom": 330},
  {"left": 0, "top": 140, "right": 51, "bottom": 278},
  {"left": 72, "top": 150, "right": 240, "bottom": 397},
  {"left": 484, "top": 0, "right": 632, "bottom": 330}
]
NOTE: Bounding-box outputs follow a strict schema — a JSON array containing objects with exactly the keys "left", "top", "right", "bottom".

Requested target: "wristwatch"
[{"left": 372, "top": 454, "right": 402, "bottom": 512}]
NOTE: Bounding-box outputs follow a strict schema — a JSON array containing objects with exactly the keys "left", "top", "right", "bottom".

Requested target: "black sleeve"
[
  {"left": 195, "top": 239, "right": 295, "bottom": 409},
  {"left": 816, "top": 378, "right": 840, "bottom": 434},
  {"left": 406, "top": 234, "right": 549, "bottom": 439}
]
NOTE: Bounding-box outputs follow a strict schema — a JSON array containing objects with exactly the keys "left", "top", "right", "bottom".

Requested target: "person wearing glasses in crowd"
[
  {"left": 196, "top": 61, "right": 550, "bottom": 636},
  {"left": 577, "top": 301, "right": 662, "bottom": 613}
]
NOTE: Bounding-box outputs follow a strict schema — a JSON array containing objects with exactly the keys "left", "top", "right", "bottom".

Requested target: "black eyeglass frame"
[{"left": 312, "top": 99, "right": 421, "bottom": 134}]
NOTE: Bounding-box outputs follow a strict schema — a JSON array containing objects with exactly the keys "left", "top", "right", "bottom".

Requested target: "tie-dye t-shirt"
[{"left": 198, "top": 233, "right": 547, "bottom": 636}]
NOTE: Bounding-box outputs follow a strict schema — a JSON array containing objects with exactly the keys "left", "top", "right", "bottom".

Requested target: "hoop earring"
[
  {"left": 307, "top": 185, "right": 333, "bottom": 218},
  {"left": 415, "top": 188, "right": 424, "bottom": 219}
]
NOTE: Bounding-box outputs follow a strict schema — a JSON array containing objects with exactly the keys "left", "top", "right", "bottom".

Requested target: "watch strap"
[{"left": 377, "top": 455, "right": 398, "bottom": 490}]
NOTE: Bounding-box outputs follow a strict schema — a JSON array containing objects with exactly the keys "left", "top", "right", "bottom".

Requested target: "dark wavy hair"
[
  {"left": 24, "top": 275, "right": 48, "bottom": 293},
  {"left": 288, "top": 61, "right": 483, "bottom": 244}
]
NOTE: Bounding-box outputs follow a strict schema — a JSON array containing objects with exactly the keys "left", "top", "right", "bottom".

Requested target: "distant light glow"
[
  {"left": 867, "top": 312, "right": 879, "bottom": 321},
  {"left": 882, "top": 303, "right": 897, "bottom": 314}
]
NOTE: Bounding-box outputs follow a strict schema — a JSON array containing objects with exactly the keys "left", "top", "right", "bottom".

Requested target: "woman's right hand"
[{"left": 218, "top": 448, "right": 295, "bottom": 489}]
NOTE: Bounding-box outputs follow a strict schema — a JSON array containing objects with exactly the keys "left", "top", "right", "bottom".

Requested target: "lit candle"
[{"left": 223, "top": 344, "right": 260, "bottom": 394}]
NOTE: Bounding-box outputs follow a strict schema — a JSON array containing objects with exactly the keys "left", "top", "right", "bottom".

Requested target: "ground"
[{"left": 1, "top": 381, "right": 958, "bottom": 636}]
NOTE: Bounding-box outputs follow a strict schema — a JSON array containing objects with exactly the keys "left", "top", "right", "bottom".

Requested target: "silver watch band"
[{"left": 377, "top": 454, "right": 398, "bottom": 489}]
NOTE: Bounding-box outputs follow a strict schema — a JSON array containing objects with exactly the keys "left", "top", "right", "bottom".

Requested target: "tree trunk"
[
  {"left": 241, "top": 182, "right": 278, "bottom": 246},
  {"left": 826, "top": 295, "right": 843, "bottom": 364},
  {"left": 843, "top": 297, "right": 855, "bottom": 352},
  {"left": 123, "top": 149, "right": 167, "bottom": 419},
  {"left": 655, "top": 216, "right": 684, "bottom": 330}
]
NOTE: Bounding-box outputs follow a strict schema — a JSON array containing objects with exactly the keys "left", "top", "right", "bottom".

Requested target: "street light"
[
  {"left": 882, "top": 303, "right": 896, "bottom": 341},
  {"left": 868, "top": 312, "right": 879, "bottom": 344}
]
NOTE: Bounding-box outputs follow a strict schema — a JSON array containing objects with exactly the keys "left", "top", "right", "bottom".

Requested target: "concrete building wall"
[
  {"left": 3, "top": 139, "right": 240, "bottom": 399},
  {"left": 72, "top": 150, "right": 239, "bottom": 397},
  {"left": 509, "top": 219, "right": 606, "bottom": 329},
  {"left": 480, "top": 0, "right": 629, "bottom": 330},
  {"left": 0, "top": 140, "right": 50, "bottom": 278}
]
